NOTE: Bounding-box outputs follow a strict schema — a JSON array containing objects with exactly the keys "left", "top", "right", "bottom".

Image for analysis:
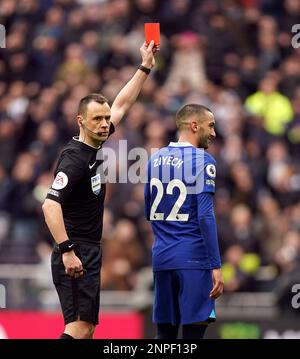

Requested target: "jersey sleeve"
[
  {"left": 144, "top": 161, "right": 151, "bottom": 221},
  {"left": 202, "top": 156, "right": 217, "bottom": 194},
  {"left": 197, "top": 192, "right": 221, "bottom": 268},
  {"left": 46, "top": 150, "right": 85, "bottom": 204}
]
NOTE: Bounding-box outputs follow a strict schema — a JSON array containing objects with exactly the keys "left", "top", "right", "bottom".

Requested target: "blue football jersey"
[{"left": 144, "top": 142, "right": 219, "bottom": 271}]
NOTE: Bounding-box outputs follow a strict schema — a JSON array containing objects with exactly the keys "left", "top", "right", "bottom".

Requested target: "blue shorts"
[{"left": 153, "top": 269, "right": 216, "bottom": 325}]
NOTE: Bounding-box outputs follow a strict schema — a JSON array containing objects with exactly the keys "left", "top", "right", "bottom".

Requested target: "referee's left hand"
[{"left": 210, "top": 268, "right": 224, "bottom": 299}]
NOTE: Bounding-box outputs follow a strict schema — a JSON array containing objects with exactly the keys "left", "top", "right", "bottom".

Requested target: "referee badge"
[
  {"left": 91, "top": 174, "right": 101, "bottom": 195},
  {"left": 52, "top": 171, "right": 68, "bottom": 190}
]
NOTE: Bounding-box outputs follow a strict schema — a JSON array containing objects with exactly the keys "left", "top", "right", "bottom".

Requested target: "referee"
[{"left": 42, "top": 42, "right": 156, "bottom": 339}]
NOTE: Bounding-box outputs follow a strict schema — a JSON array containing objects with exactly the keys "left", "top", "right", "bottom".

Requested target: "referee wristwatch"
[{"left": 138, "top": 64, "right": 151, "bottom": 75}]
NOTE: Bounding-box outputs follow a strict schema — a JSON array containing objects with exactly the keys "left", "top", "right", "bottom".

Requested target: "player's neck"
[{"left": 178, "top": 134, "right": 197, "bottom": 147}]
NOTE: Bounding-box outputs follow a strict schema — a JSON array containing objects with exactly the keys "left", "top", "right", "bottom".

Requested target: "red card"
[{"left": 145, "top": 23, "right": 160, "bottom": 46}]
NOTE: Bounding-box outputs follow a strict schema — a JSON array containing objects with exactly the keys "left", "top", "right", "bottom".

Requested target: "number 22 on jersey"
[{"left": 150, "top": 178, "right": 189, "bottom": 222}]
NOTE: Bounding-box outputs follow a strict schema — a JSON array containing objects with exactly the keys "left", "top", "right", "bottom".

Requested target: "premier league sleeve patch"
[
  {"left": 203, "top": 163, "right": 216, "bottom": 194},
  {"left": 52, "top": 171, "right": 69, "bottom": 190},
  {"left": 205, "top": 164, "right": 216, "bottom": 178}
]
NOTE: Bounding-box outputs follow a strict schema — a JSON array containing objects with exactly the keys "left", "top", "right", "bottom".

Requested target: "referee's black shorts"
[{"left": 51, "top": 243, "right": 102, "bottom": 326}]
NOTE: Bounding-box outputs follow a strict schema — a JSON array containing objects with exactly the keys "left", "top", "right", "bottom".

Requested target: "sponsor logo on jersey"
[
  {"left": 91, "top": 174, "right": 101, "bottom": 195},
  {"left": 206, "top": 164, "right": 216, "bottom": 178},
  {"left": 52, "top": 172, "right": 68, "bottom": 190}
]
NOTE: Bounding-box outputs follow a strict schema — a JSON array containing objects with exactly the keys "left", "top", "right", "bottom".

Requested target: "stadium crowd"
[{"left": 0, "top": 0, "right": 300, "bottom": 306}]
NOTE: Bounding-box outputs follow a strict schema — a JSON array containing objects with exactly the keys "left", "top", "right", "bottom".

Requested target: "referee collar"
[{"left": 72, "top": 136, "right": 102, "bottom": 150}]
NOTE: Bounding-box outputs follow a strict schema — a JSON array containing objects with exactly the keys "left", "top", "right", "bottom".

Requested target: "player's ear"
[
  {"left": 191, "top": 121, "right": 198, "bottom": 132},
  {"left": 77, "top": 115, "right": 83, "bottom": 127}
]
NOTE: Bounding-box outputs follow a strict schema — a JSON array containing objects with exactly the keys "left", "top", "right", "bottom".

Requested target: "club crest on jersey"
[
  {"left": 91, "top": 174, "right": 101, "bottom": 195},
  {"left": 206, "top": 164, "right": 216, "bottom": 178},
  {"left": 52, "top": 171, "right": 68, "bottom": 190}
]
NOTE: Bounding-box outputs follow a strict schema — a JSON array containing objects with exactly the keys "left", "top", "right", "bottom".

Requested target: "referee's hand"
[
  {"left": 210, "top": 268, "right": 224, "bottom": 299},
  {"left": 62, "top": 251, "right": 84, "bottom": 278},
  {"left": 140, "top": 40, "right": 159, "bottom": 69}
]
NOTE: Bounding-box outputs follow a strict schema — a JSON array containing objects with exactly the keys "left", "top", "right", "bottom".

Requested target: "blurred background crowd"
[{"left": 0, "top": 0, "right": 300, "bottom": 312}]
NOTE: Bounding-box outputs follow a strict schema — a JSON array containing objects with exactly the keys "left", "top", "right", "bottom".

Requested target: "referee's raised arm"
[{"left": 110, "top": 40, "right": 157, "bottom": 127}]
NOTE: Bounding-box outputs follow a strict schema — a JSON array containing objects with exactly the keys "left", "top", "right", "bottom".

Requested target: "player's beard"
[{"left": 198, "top": 135, "right": 209, "bottom": 149}]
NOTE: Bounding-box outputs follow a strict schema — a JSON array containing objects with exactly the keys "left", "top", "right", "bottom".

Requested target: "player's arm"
[
  {"left": 197, "top": 192, "right": 223, "bottom": 299},
  {"left": 144, "top": 161, "right": 152, "bottom": 220},
  {"left": 197, "top": 193, "right": 221, "bottom": 268},
  {"left": 110, "top": 41, "right": 156, "bottom": 127},
  {"left": 144, "top": 180, "right": 151, "bottom": 221}
]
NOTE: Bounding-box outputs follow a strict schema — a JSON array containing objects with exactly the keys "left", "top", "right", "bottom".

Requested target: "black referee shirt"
[{"left": 46, "top": 123, "right": 115, "bottom": 245}]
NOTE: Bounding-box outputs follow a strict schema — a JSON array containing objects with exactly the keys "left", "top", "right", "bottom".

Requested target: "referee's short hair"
[
  {"left": 176, "top": 104, "right": 213, "bottom": 131},
  {"left": 78, "top": 93, "right": 109, "bottom": 117}
]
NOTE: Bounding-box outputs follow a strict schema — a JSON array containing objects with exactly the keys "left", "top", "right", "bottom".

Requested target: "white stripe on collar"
[
  {"left": 168, "top": 141, "right": 194, "bottom": 147},
  {"left": 73, "top": 136, "right": 101, "bottom": 149}
]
